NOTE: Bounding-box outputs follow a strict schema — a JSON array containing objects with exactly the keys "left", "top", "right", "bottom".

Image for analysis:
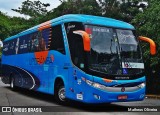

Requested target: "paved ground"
[{"left": 0, "top": 78, "right": 160, "bottom": 115}]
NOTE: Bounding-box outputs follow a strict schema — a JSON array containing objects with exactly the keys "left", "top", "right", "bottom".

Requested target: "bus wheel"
[
  {"left": 58, "top": 86, "right": 66, "bottom": 102},
  {"left": 55, "top": 83, "right": 66, "bottom": 104},
  {"left": 10, "top": 76, "right": 16, "bottom": 90}
]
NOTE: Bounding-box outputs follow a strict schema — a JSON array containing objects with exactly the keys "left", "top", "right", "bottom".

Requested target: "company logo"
[
  {"left": 34, "top": 51, "right": 49, "bottom": 65},
  {"left": 2, "top": 107, "right": 11, "bottom": 112}
]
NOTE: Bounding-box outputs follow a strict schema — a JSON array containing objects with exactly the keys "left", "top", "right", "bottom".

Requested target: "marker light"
[
  {"left": 138, "top": 83, "right": 145, "bottom": 88},
  {"left": 86, "top": 80, "right": 93, "bottom": 86},
  {"left": 93, "top": 94, "right": 101, "bottom": 100}
]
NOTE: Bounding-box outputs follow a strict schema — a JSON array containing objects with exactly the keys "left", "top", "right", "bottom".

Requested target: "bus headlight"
[
  {"left": 86, "top": 80, "right": 93, "bottom": 86},
  {"left": 138, "top": 83, "right": 145, "bottom": 88},
  {"left": 86, "top": 80, "right": 105, "bottom": 90},
  {"left": 93, "top": 83, "right": 105, "bottom": 89}
]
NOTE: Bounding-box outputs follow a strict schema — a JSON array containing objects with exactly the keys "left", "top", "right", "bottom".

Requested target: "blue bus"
[{"left": 1, "top": 14, "right": 156, "bottom": 103}]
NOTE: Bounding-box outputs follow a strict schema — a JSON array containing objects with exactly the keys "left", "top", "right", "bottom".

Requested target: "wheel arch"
[
  {"left": 9, "top": 72, "right": 14, "bottom": 83},
  {"left": 53, "top": 76, "right": 66, "bottom": 94}
]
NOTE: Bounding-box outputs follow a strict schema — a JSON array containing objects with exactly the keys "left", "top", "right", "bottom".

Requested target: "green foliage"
[
  {"left": 0, "top": 0, "right": 51, "bottom": 41},
  {"left": 12, "top": 0, "right": 50, "bottom": 18},
  {"left": 132, "top": 0, "right": 160, "bottom": 67},
  {"left": 0, "top": 11, "right": 11, "bottom": 40},
  {"left": 132, "top": 0, "right": 160, "bottom": 94},
  {"left": 98, "top": 0, "right": 122, "bottom": 19},
  {"left": 0, "top": 11, "right": 32, "bottom": 40},
  {"left": 12, "top": 0, "right": 50, "bottom": 24},
  {"left": 120, "top": 0, "right": 141, "bottom": 22},
  {"left": 44, "top": 0, "right": 143, "bottom": 23},
  {"left": 48, "top": 0, "right": 101, "bottom": 18},
  {"left": 97, "top": 0, "right": 144, "bottom": 22}
]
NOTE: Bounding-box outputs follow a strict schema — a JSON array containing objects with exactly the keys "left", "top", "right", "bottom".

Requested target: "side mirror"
[
  {"left": 139, "top": 36, "right": 156, "bottom": 55},
  {"left": 73, "top": 30, "right": 91, "bottom": 52}
]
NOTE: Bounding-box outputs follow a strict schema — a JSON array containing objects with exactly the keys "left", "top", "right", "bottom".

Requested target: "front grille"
[{"left": 112, "top": 82, "right": 144, "bottom": 87}]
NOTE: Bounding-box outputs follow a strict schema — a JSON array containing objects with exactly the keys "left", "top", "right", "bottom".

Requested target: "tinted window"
[
  {"left": 3, "top": 28, "right": 51, "bottom": 55},
  {"left": 3, "top": 39, "right": 18, "bottom": 55},
  {"left": 3, "top": 25, "right": 65, "bottom": 55},
  {"left": 29, "top": 29, "right": 50, "bottom": 52},
  {"left": 3, "top": 37, "right": 28, "bottom": 55},
  {"left": 65, "top": 22, "right": 85, "bottom": 69},
  {"left": 50, "top": 25, "right": 65, "bottom": 54}
]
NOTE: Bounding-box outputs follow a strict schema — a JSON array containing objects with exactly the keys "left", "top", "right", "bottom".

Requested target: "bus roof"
[{"left": 4, "top": 14, "right": 135, "bottom": 41}]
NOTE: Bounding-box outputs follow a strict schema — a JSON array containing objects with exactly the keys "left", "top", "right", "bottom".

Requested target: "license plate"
[{"left": 118, "top": 95, "right": 128, "bottom": 100}]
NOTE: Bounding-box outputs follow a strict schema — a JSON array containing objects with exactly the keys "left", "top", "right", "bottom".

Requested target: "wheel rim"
[
  {"left": 10, "top": 78, "right": 14, "bottom": 88},
  {"left": 58, "top": 87, "right": 65, "bottom": 101}
]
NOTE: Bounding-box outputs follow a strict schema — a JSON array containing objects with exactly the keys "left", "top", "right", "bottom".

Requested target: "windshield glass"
[
  {"left": 116, "top": 29, "right": 141, "bottom": 59},
  {"left": 85, "top": 25, "right": 144, "bottom": 76}
]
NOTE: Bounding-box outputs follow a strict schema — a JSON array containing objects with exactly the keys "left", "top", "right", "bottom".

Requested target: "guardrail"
[{"left": 146, "top": 95, "right": 160, "bottom": 99}]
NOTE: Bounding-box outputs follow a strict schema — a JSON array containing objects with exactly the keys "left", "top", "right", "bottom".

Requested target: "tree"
[
  {"left": 132, "top": 0, "right": 160, "bottom": 66},
  {"left": 45, "top": 0, "right": 101, "bottom": 21},
  {"left": 98, "top": 0, "right": 121, "bottom": 19},
  {"left": 0, "top": 11, "right": 11, "bottom": 40},
  {"left": 0, "top": 11, "right": 32, "bottom": 40},
  {"left": 12, "top": 0, "right": 50, "bottom": 24},
  {"left": 132, "top": 0, "right": 160, "bottom": 94},
  {"left": 98, "top": 0, "right": 147, "bottom": 22}
]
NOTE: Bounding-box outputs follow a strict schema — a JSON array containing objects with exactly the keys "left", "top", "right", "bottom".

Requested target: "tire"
[
  {"left": 10, "top": 76, "right": 16, "bottom": 90},
  {"left": 55, "top": 84, "right": 66, "bottom": 104}
]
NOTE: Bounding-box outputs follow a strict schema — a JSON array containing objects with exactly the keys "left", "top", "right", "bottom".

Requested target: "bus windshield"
[{"left": 85, "top": 25, "right": 144, "bottom": 76}]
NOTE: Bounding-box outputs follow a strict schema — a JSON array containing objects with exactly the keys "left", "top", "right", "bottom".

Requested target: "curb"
[{"left": 146, "top": 95, "right": 160, "bottom": 99}]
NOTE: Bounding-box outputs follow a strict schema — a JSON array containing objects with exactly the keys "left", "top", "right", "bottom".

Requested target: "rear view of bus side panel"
[
  {"left": 1, "top": 33, "right": 42, "bottom": 90},
  {"left": 1, "top": 24, "right": 69, "bottom": 95},
  {"left": 1, "top": 64, "right": 12, "bottom": 84}
]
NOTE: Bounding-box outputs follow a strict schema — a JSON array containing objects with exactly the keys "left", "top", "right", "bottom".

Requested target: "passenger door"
[{"left": 65, "top": 22, "right": 86, "bottom": 100}]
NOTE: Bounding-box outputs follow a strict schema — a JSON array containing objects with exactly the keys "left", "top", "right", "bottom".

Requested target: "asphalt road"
[{"left": 0, "top": 78, "right": 160, "bottom": 115}]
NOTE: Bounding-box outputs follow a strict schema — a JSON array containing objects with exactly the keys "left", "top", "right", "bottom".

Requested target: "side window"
[
  {"left": 29, "top": 29, "right": 50, "bottom": 52},
  {"left": 3, "top": 41, "right": 11, "bottom": 55},
  {"left": 3, "top": 38, "right": 21, "bottom": 55},
  {"left": 19, "top": 35, "right": 30, "bottom": 54},
  {"left": 50, "top": 25, "right": 65, "bottom": 54},
  {"left": 3, "top": 25, "right": 65, "bottom": 55},
  {"left": 28, "top": 32, "right": 38, "bottom": 52},
  {"left": 3, "top": 28, "right": 51, "bottom": 55}
]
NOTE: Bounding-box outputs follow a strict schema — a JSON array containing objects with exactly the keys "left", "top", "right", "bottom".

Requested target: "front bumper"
[{"left": 82, "top": 83, "right": 145, "bottom": 103}]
